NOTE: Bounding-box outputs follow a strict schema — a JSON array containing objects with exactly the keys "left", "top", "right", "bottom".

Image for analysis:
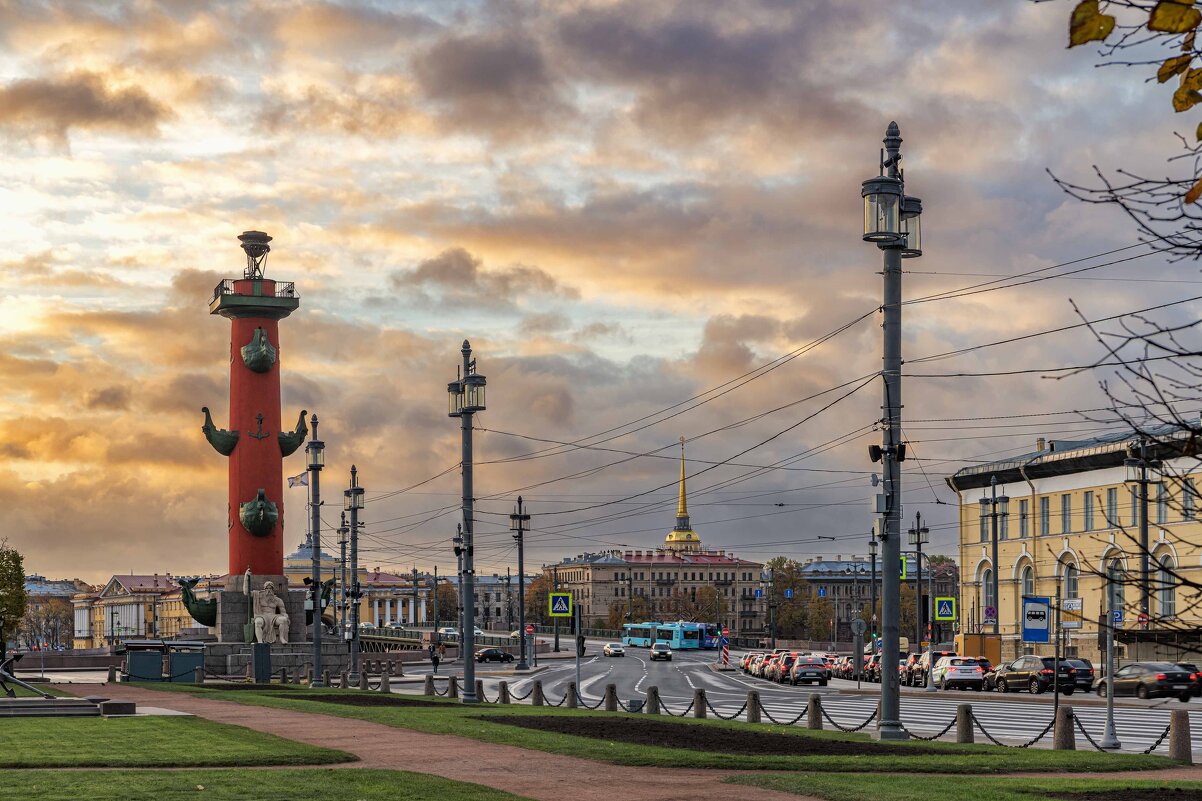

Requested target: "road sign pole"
[
  {"left": 1101, "top": 599, "right": 1121, "bottom": 749},
  {"left": 574, "top": 603, "right": 581, "bottom": 704}
]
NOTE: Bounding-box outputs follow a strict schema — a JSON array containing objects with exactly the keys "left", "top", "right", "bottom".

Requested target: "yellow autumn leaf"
[
  {"left": 1174, "top": 84, "right": 1202, "bottom": 110},
  {"left": 1069, "top": 0, "right": 1115, "bottom": 47},
  {"left": 1185, "top": 30, "right": 1197, "bottom": 50},
  {"left": 1184, "top": 176, "right": 1202, "bottom": 204},
  {"left": 1196, "top": 121, "right": 1202, "bottom": 140},
  {"left": 1183, "top": 67, "right": 1202, "bottom": 89},
  {"left": 1150, "top": 1, "right": 1202, "bottom": 34},
  {"left": 1160, "top": 54, "right": 1192, "bottom": 81}
]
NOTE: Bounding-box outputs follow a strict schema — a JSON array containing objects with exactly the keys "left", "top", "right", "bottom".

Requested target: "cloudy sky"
[{"left": 2, "top": 0, "right": 1198, "bottom": 585}]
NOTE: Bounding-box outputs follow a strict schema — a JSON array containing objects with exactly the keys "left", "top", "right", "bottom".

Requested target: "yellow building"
[
  {"left": 72, "top": 574, "right": 180, "bottom": 650},
  {"left": 664, "top": 438, "right": 702, "bottom": 554},
  {"left": 949, "top": 430, "right": 1202, "bottom": 663}
]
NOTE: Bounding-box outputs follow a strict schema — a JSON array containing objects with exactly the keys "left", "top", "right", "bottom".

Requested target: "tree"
[
  {"left": 1054, "top": 0, "right": 1202, "bottom": 256},
  {"left": 525, "top": 575, "right": 552, "bottom": 625},
  {"left": 0, "top": 541, "right": 27, "bottom": 637},
  {"left": 693, "top": 585, "right": 722, "bottom": 622},
  {"left": 433, "top": 582, "right": 457, "bottom": 626},
  {"left": 606, "top": 595, "right": 648, "bottom": 629},
  {"left": 22, "top": 598, "right": 72, "bottom": 649}
]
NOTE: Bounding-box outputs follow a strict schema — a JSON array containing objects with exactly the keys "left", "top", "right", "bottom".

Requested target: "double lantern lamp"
[{"left": 861, "top": 177, "right": 922, "bottom": 257}]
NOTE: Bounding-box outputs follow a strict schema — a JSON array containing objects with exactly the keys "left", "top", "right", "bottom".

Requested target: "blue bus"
[
  {"left": 654, "top": 622, "right": 703, "bottom": 649},
  {"left": 701, "top": 624, "right": 720, "bottom": 649},
  {"left": 622, "top": 622, "right": 657, "bottom": 647}
]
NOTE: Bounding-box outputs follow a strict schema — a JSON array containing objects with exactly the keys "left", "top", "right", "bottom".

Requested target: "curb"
[{"left": 838, "top": 684, "right": 1189, "bottom": 710}]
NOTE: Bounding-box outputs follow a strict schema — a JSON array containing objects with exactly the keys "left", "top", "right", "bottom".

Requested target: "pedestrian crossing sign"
[
  {"left": 549, "top": 592, "right": 573, "bottom": 617},
  {"left": 934, "top": 597, "right": 956, "bottom": 621}
]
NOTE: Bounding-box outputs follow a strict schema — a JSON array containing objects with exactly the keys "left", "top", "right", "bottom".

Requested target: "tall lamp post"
[
  {"left": 869, "top": 535, "right": 879, "bottom": 642},
  {"left": 337, "top": 513, "right": 348, "bottom": 637},
  {"left": 448, "top": 339, "right": 485, "bottom": 704},
  {"left": 344, "top": 465, "right": 364, "bottom": 684},
  {"left": 978, "top": 476, "right": 1008, "bottom": 636},
  {"left": 862, "top": 120, "right": 922, "bottom": 740},
  {"left": 1124, "top": 439, "right": 1157, "bottom": 637},
  {"left": 306, "top": 413, "right": 325, "bottom": 688},
  {"left": 510, "top": 496, "right": 531, "bottom": 670},
  {"left": 908, "top": 512, "right": 929, "bottom": 653}
]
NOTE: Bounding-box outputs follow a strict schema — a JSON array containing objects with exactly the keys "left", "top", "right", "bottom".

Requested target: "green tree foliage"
[
  {"left": 524, "top": 574, "right": 552, "bottom": 625},
  {"left": 433, "top": 582, "right": 457, "bottom": 626},
  {"left": 0, "top": 541, "right": 27, "bottom": 634},
  {"left": 606, "top": 595, "right": 648, "bottom": 629}
]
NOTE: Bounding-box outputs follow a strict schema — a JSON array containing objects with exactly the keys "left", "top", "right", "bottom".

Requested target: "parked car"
[
  {"left": 649, "top": 642, "right": 672, "bottom": 661},
  {"left": 741, "top": 652, "right": 760, "bottom": 673},
  {"left": 475, "top": 648, "right": 514, "bottom": 663},
  {"left": 990, "top": 655, "right": 1075, "bottom": 694},
  {"left": 756, "top": 654, "right": 779, "bottom": 678},
  {"left": 1064, "top": 658, "right": 1096, "bottom": 693},
  {"left": 602, "top": 643, "right": 625, "bottom": 657},
  {"left": 437, "top": 626, "right": 458, "bottom": 638},
  {"left": 911, "top": 650, "right": 957, "bottom": 687},
  {"left": 864, "top": 653, "right": 882, "bottom": 682},
  {"left": 746, "top": 654, "right": 767, "bottom": 675},
  {"left": 358, "top": 622, "right": 378, "bottom": 631},
  {"left": 790, "top": 657, "right": 829, "bottom": 686},
  {"left": 902, "top": 653, "right": 923, "bottom": 686},
  {"left": 1175, "top": 662, "right": 1202, "bottom": 697},
  {"left": 770, "top": 653, "right": 801, "bottom": 683},
  {"left": 931, "top": 656, "right": 985, "bottom": 690},
  {"left": 1096, "top": 662, "right": 1195, "bottom": 701},
  {"left": 386, "top": 622, "right": 406, "bottom": 630}
]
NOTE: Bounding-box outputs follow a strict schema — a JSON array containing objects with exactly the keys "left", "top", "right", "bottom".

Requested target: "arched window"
[
  {"left": 1159, "top": 553, "right": 1176, "bottom": 618},
  {"left": 1107, "top": 559, "right": 1125, "bottom": 611},
  {"left": 1062, "top": 563, "right": 1079, "bottom": 599},
  {"left": 1021, "top": 565, "right": 1034, "bottom": 598},
  {"left": 982, "top": 568, "right": 995, "bottom": 610}
]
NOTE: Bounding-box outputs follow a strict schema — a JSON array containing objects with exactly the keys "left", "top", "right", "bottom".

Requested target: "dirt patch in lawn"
[
  {"left": 474, "top": 715, "right": 942, "bottom": 756},
  {"left": 1057, "top": 788, "right": 1202, "bottom": 793},
  {"left": 276, "top": 693, "right": 449, "bottom": 708},
  {"left": 200, "top": 683, "right": 297, "bottom": 691}
]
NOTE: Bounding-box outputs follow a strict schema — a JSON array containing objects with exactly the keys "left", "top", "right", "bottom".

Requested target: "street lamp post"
[
  {"left": 978, "top": 476, "right": 1008, "bottom": 636},
  {"left": 908, "top": 513, "right": 929, "bottom": 655},
  {"left": 1101, "top": 561, "right": 1122, "bottom": 750},
  {"left": 1124, "top": 439, "right": 1157, "bottom": 637},
  {"left": 306, "top": 413, "right": 325, "bottom": 688},
  {"left": 338, "top": 513, "right": 348, "bottom": 638},
  {"left": 552, "top": 566, "right": 561, "bottom": 652},
  {"left": 510, "top": 497, "right": 531, "bottom": 671},
  {"left": 448, "top": 339, "right": 485, "bottom": 704},
  {"left": 344, "top": 465, "right": 364, "bottom": 684},
  {"left": 862, "top": 120, "right": 921, "bottom": 740},
  {"left": 869, "top": 536, "right": 879, "bottom": 643}
]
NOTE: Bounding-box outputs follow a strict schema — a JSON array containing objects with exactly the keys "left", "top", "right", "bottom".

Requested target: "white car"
[
  {"left": 602, "top": 643, "right": 625, "bottom": 657},
  {"left": 437, "top": 627, "right": 458, "bottom": 638}
]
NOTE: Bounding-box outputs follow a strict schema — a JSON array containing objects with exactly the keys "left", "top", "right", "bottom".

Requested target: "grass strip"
[
  {"left": 725, "top": 773, "right": 1202, "bottom": 801},
  {"left": 0, "top": 716, "right": 353, "bottom": 768},
  {"left": 135, "top": 683, "right": 1171, "bottom": 773},
  {"left": 6, "top": 768, "right": 532, "bottom": 801}
]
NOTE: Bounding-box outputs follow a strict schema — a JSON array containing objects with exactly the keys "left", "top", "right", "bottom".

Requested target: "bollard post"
[
  {"left": 499, "top": 680, "right": 511, "bottom": 704},
  {"left": 321, "top": 669, "right": 331, "bottom": 687},
  {"left": 476, "top": 679, "right": 485, "bottom": 701},
  {"left": 746, "top": 690, "right": 761, "bottom": 724},
  {"left": 302, "top": 663, "right": 311, "bottom": 684},
  {"left": 693, "top": 688, "right": 706, "bottom": 719},
  {"left": 1053, "top": 705, "right": 1076, "bottom": 750},
  {"left": 294, "top": 666, "right": 304, "bottom": 685},
  {"left": 394, "top": 660, "right": 403, "bottom": 677},
  {"left": 340, "top": 671, "right": 349, "bottom": 689},
  {"left": 956, "top": 704, "right": 974, "bottom": 744},
  {"left": 245, "top": 662, "right": 253, "bottom": 681},
  {"left": 807, "top": 693, "right": 823, "bottom": 730},
  {"left": 532, "top": 680, "right": 545, "bottom": 706},
  {"left": 359, "top": 671, "right": 369, "bottom": 691},
  {"left": 380, "top": 672, "right": 391, "bottom": 693},
  {"left": 424, "top": 675, "right": 436, "bottom": 696},
  {"left": 279, "top": 668, "right": 289, "bottom": 684},
  {"left": 1170, "top": 709, "right": 1194, "bottom": 764},
  {"left": 604, "top": 683, "right": 618, "bottom": 712},
  {"left": 645, "top": 686, "right": 661, "bottom": 715},
  {"left": 566, "top": 681, "right": 578, "bottom": 709},
  {"left": 448, "top": 676, "right": 459, "bottom": 699},
  {"left": 107, "top": 664, "right": 117, "bottom": 684},
  {"left": 194, "top": 666, "right": 204, "bottom": 685}
]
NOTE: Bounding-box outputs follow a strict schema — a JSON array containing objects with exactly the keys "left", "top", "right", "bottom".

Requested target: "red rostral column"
[{"left": 202, "top": 232, "right": 306, "bottom": 577}]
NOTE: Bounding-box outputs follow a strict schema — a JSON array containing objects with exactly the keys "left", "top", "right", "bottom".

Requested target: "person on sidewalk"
[{"left": 429, "top": 644, "right": 440, "bottom": 674}]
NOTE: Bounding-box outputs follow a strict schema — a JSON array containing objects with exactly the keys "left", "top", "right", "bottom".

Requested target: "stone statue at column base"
[{"left": 251, "top": 580, "right": 290, "bottom": 644}]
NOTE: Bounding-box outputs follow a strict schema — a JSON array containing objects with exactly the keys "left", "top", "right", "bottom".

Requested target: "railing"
[{"left": 210, "top": 278, "right": 299, "bottom": 305}]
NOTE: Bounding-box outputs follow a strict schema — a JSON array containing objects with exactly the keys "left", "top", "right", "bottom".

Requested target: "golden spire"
[{"left": 676, "top": 436, "right": 688, "bottom": 519}]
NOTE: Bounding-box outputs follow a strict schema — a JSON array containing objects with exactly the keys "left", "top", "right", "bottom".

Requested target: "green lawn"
[
  {"left": 6, "top": 682, "right": 69, "bottom": 697},
  {"left": 132, "top": 683, "right": 1171, "bottom": 773},
  {"left": 0, "top": 716, "right": 353, "bottom": 768},
  {"left": 7, "top": 768, "right": 532, "bottom": 801},
  {"left": 726, "top": 773, "right": 1202, "bottom": 801}
]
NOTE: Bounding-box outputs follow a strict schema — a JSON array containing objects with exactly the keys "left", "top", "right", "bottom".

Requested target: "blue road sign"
[
  {"left": 817, "top": 587, "right": 826, "bottom": 598},
  {"left": 983, "top": 605, "right": 997, "bottom": 623},
  {"left": 1021, "top": 595, "right": 1051, "bottom": 644},
  {"left": 935, "top": 597, "right": 956, "bottom": 621},
  {"left": 784, "top": 588, "right": 794, "bottom": 599},
  {"left": 548, "top": 592, "right": 573, "bottom": 617},
  {"left": 754, "top": 588, "right": 763, "bottom": 599},
  {"left": 1112, "top": 609, "right": 1124, "bottom": 625}
]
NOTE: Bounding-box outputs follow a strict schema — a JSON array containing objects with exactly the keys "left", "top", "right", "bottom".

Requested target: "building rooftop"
[{"left": 554, "top": 549, "right": 761, "bottom": 567}]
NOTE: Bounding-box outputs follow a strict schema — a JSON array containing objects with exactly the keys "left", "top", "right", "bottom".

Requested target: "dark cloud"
[
  {"left": 413, "top": 31, "right": 572, "bottom": 137},
  {"left": 86, "top": 386, "right": 131, "bottom": 411},
  {"left": 695, "top": 314, "right": 782, "bottom": 376},
  {"left": 0, "top": 71, "right": 169, "bottom": 142},
  {"left": 391, "top": 247, "right": 579, "bottom": 310},
  {"left": 519, "top": 312, "right": 571, "bottom": 335}
]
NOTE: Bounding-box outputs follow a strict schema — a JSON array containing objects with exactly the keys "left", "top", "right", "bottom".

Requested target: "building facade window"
[
  {"left": 1159, "top": 553, "right": 1176, "bottom": 617},
  {"left": 1000, "top": 497, "right": 1010, "bottom": 539},
  {"left": 1107, "top": 487, "right": 1118, "bottom": 526},
  {"left": 979, "top": 510, "right": 988, "bottom": 543},
  {"left": 1021, "top": 565, "right": 1034, "bottom": 598},
  {"left": 1061, "top": 494, "right": 1072, "bottom": 533},
  {"left": 1062, "top": 563, "right": 1079, "bottom": 598},
  {"left": 1019, "top": 499, "right": 1029, "bottom": 538},
  {"left": 1185, "top": 479, "right": 1196, "bottom": 521},
  {"left": 1040, "top": 497, "right": 1050, "bottom": 537},
  {"left": 1157, "top": 482, "right": 1168, "bottom": 524},
  {"left": 1108, "top": 559, "right": 1125, "bottom": 611},
  {"left": 1130, "top": 486, "right": 1138, "bottom": 526},
  {"left": 1083, "top": 491, "right": 1094, "bottom": 531},
  {"left": 982, "top": 568, "right": 994, "bottom": 611}
]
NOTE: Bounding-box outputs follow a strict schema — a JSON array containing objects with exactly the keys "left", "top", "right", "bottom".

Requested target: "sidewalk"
[{"left": 84, "top": 684, "right": 811, "bottom": 801}]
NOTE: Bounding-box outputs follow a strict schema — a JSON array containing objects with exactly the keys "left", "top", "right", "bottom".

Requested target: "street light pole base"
[{"left": 878, "top": 723, "right": 910, "bottom": 741}]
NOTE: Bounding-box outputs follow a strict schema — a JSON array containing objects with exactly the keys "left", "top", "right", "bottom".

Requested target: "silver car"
[{"left": 603, "top": 643, "right": 625, "bottom": 657}]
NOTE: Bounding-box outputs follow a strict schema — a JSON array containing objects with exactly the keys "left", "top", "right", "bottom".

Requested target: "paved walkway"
[{"left": 82, "top": 685, "right": 809, "bottom": 801}]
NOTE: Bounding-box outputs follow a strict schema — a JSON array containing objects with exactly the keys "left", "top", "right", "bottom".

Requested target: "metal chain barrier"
[
  {"left": 970, "top": 710, "right": 1054, "bottom": 748},
  {"left": 478, "top": 686, "right": 494, "bottom": 704},
  {"left": 125, "top": 668, "right": 206, "bottom": 682},
  {"left": 704, "top": 697, "right": 748, "bottom": 721},
  {"left": 759, "top": 701, "right": 808, "bottom": 726},
  {"left": 1143, "top": 724, "right": 1172, "bottom": 754},
  {"left": 617, "top": 698, "right": 644, "bottom": 713},
  {"left": 900, "top": 716, "right": 957, "bottom": 741},
  {"left": 576, "top": 691, "right": 605, "bottom": 710},
  {"left": 820, "top": 705, "right": 878, "bottom": 733},
  {"left": 509, "top": 687, "right": 533, "bottom": 701},
  {"left": 659, "top": 697, "right": 695, "bottom": 718},
  {"left": 1072, "top": 713, "right": 1107, "bottom": 751},
  {"left": 431, "top": 682, "right": 450, "bottom": 697},
  {"left": 545, "top": 692, "right": 568, "bottom": 707}
]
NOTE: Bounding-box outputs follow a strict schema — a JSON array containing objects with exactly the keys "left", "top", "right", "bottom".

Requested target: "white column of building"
[
  {"left": 420, "top": 597, "right": 427, "bottom": 623},
  {"left": 372, "top": 598, "right": 380, "bottom": 626},
  {"left": 384, "top": 598, "right": 392, "bottom": 626},
  {"left": 408, "top": 597, "right": 415, "bottom": 625}
]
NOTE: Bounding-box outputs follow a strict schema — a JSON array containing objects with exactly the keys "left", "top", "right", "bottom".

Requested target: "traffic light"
[{"left": 576, "top": 635, "right": 586, "bottom": 658}]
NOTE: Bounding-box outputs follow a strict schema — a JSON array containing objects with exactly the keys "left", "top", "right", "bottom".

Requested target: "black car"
[
  {"left": 1064, "top": 658, "right": 1096, "bottom": 692},
  {"left": 1175, "top": 662, "right": 1202, "bottom": 697},
  {"left": 1097, "top": 662, "right": 1194, "bottom": 701},
  {"left": 989, "top": 655, "right": 1075, "bottom": 694},
  {"left": 475, "top": 648, "right": 514, "bottom": 663}
]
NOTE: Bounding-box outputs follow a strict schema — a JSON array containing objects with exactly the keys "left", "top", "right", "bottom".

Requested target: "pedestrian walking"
[{"left": 428, "top": 643, "right": 440, "bottom": 674}]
